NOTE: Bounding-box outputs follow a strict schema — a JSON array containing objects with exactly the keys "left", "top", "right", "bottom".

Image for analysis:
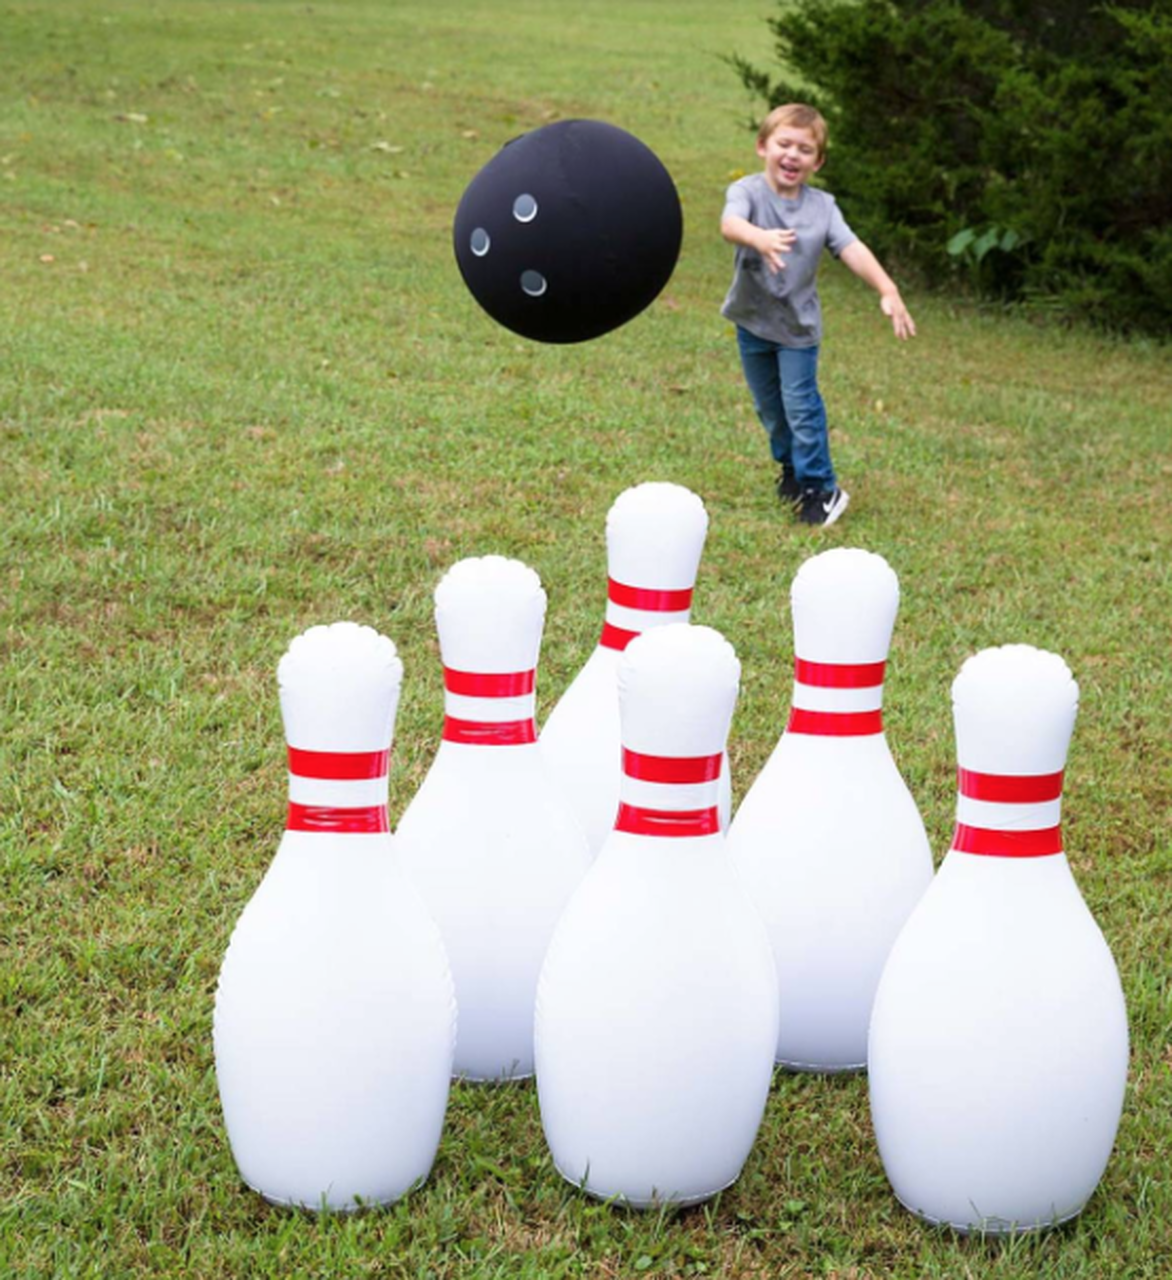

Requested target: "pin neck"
[
  {"left": 599, "top": 577, "right": 694, "bottom": 651},
  {"left": 952, "top": 767, "right": 1065, "bottom": 858},
  {"left": 607, "top": 579, "right": 693, "bottom": 611},
  {"left": 787, "top": 708, "right": 883, "bottom": 736},
  {"left": 957, "top": 768, "right": 1063, "bottom": 802},
  {"left": 286, "top": 746, "right": 389, "bottom": 779},
  {"left": 614, "top": 747, "right": 721, "bottom": 838},
  {"left": 441, "top": 666, "right": 537, "bottom": 746},
  {"left": 787, "top": 657, "right": 886, "bottom": 736},
  {"left": 951, "top": 823, "right": 1063, "bottom": 857},
  {"left": 599, "top": 621, "right": 640, "bottom": 652},
  {"left": 794, "top": 658, "right": 886, "bottom": 687},
  {"left": 287, "top": 803, "right": 389, "bottom": 833},
  {"left": 285, "top": 746, "right": 392, "bottom": 834},
  {"left": 615, "top": 804, "right": 720, "bottom": 837}
]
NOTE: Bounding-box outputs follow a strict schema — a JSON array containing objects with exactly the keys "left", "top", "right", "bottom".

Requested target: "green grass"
[{"left": 3, "top": 1, "right": 1171, "bottom": 1276}]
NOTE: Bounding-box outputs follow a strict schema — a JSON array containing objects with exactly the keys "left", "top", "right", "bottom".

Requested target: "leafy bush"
[{"left": 731, "top": 0, "right": 1172, "bottom": 334}]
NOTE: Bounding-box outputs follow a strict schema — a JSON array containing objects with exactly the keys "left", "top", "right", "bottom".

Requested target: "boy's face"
[{"left": 757, "top": 125, "right": 824, "bottom": 196}]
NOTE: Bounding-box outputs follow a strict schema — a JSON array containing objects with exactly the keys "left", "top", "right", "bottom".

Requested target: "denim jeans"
[{"left": 735, "top": 326, "right": 835, "bottom": 489}]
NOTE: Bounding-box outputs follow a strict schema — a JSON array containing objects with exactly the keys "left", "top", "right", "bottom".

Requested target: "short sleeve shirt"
[{"left": 720, "top": 174, "right": 857, "bottom": 347}]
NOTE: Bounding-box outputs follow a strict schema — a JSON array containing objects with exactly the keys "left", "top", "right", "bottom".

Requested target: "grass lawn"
[{"left": 2, "top": 1, "right": 1171, "bottom": 1276}]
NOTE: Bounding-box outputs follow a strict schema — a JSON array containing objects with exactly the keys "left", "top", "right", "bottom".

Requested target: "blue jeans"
[{"left": 735, "top": 326, "right": 835, "bottom": 489}]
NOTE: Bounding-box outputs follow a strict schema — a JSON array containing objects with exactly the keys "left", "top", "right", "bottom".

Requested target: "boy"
[{"left": 721, "top": 104, "right": 915, "bottom": 526}]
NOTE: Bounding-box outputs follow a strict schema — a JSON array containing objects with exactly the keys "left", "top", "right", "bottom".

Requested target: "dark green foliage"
[{"left": 732, "top": 0, "right": 1172, "bottom": 333}]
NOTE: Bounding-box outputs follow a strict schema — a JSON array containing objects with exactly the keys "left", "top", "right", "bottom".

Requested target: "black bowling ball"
[{"left": 453, "top": 119, "right": 683, "bottom": 344}]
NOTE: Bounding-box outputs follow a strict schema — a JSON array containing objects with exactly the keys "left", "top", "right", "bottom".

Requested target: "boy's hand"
[
  {"left": 881, "top": 291, "right": 916, "bottom": 340},
  {"left": 756, "top": 227, "right": 797, "bottom": 274}
]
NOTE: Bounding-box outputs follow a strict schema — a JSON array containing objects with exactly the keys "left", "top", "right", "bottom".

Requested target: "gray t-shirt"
[{"left": 720, "top": 174, "right": 857, "bottom": 347}]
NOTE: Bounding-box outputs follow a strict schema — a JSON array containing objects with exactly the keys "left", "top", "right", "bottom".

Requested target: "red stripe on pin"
[
  {"left": 287, "top": 802, "right": 389, "bottom": 833},
  {"left": 787, "top": 708, "right": 883, "bottom": 736},
  {"left": 607, "top": 578, "right": 693, "bottom": 612},
  {"left": 287, "top": 747, "right": 390, "bottom": 780},
  {"left": 443, "top": 667, "right": 536, "bottom": 697},
  {"left": 600, "top": 621, "right": 640, "bottom": 651},
  {"left": 615, "top": 803, "right": 720, "bottom": 838},
  {"left": 957, "top": 768, "right": 1064, "bottom": 803},
  {"left": 443, "top": 716, "right": 536, "bottom": 746},
  {"left": 952, "top": 823, "right": 1064, "bottom": 857},
  {"left": 622, "top": 748, "right": 722, "bottom": 784},
  {"left": 794, "top": 658, "right": 887, "bottom": 688}
]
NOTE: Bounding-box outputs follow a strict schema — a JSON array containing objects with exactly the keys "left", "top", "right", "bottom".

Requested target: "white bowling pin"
[
  {"left": 396, "top": 556, "right": 590, "bottom": 1082},
  {"left": 540, "top": 482, "right": 731, "bottom": 855},
  {"left": 535, "top": 624, "right": 778, "bottom": 1208},
  {"left": 726, "top": 548, "right": 933, "bottom": 1071},
  {"left": 868, "top": 644, "right": 1128, "bottom": 1234},
  {"left": 213, "top": 622, "right": 456, "bottom": 1210}
]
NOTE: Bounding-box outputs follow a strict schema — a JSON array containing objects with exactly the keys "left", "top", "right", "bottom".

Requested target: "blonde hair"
[{"left": 757, "top": 104, "right": 828, "bottom": 161}]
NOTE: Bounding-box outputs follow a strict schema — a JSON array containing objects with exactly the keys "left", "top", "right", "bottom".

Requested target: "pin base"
[
  {"left": 894, "top": 1191, "right": 1085, "bottom": 1236},
  {"left": 554, "top": 1162, "right": 740, "bottom": 1211},
  {"left": 776, "top": 1057, "right": 866, "bottom": 1074},
  {"left": 249, "top": 1179, "right": 424, "bottom": 1213},
  {"left": 453, "top": 1068, "right": 534, "bottom": 1085}
]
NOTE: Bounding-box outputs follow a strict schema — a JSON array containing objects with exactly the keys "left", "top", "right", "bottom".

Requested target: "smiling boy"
[{"left": 721, "top": 104, "right": 915, "bottom": 526}]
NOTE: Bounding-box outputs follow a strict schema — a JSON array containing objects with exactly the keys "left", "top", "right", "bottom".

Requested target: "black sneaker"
[
  {"left": 776, "top": 467, "right": 801, "bottom": 505},
  {"left": 798, "top": 486, "right": 850, "bottom": 526}
]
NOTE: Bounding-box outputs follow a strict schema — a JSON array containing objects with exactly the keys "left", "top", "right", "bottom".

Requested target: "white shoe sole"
[
  {"left": 797, "top": 487, "right": 850, "bottom": 527},
  {"left": 822, "top": 488, "right": 850, "bottom": 526}
]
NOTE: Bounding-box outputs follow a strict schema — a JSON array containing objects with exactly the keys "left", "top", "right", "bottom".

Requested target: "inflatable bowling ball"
[{"left": 453, "top": 119, "right": 683, "bottom": 344}]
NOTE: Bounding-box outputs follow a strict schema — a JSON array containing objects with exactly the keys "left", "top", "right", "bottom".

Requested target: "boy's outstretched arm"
[
  {"left": 839, "top": 241, "right": 916, "bottom": 339},
  {"left": 721, "top": 214, "right": 796, "bottom": 274}
]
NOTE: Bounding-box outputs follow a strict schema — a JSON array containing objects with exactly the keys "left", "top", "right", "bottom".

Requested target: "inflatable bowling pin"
[
  {"left": 726, "top": 548, "right": 933, "bottom": 1071},
  {"left": 540, "top": 482, "right": 730, "bottom": 854},
  {"left": 535, "top": 624, "right": 778, "bottom": 1207},
  {"left": 213, "top": 622, "right": 455, "bottom": 1210},
  {"left": 396, "top": 556, "right": 590, "bottom": 1081},
  {"left": 868, "top": 645, "right": 1128, "bottom": 1233}
]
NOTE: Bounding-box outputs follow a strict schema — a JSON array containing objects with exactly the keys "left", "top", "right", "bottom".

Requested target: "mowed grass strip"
[{"left": 2, "top": 2, "right": 1171, "bottom": 1277}]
